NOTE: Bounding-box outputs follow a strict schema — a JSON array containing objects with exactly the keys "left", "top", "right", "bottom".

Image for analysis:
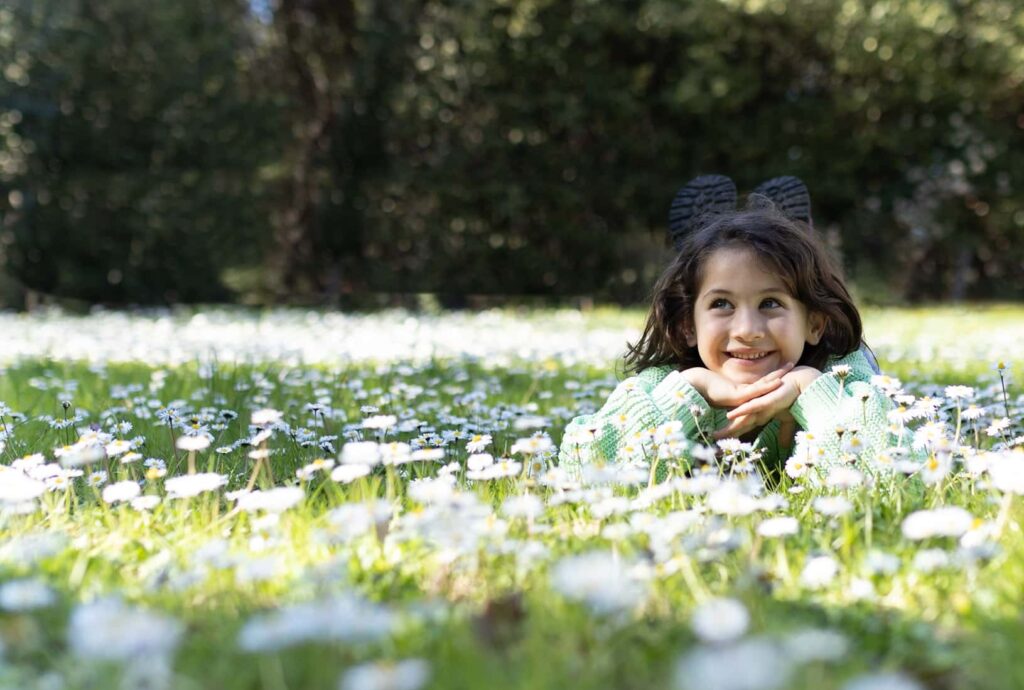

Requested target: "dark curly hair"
[{"left": 624, "top": 205, "right": 863, "bottom": 375}]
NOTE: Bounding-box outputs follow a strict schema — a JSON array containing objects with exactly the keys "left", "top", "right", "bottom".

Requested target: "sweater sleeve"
[
  {"left": 558, "top": 366, "right": 711, "bottom": 479},
  {"left": 789, "top": 349, "right": 894, "bottom": 465}
]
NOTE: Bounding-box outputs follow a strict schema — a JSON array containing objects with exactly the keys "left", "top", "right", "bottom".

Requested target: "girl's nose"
[{"left": 733, "top": 308, "right": 765, "bottom": 341}]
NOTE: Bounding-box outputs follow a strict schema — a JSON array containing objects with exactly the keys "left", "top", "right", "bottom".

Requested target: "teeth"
[{"left": 731, "top": 352, "right": 768, "bottom": 360}]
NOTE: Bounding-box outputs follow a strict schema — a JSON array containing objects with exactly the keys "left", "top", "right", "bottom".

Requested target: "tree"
[{"left": 0, "top": 0, "right": 279, "bottom": 304}]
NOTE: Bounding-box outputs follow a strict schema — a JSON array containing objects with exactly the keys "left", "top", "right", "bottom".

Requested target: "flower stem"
[{"left": 998, "top": 369, "right": 1010, "bottom": 419}]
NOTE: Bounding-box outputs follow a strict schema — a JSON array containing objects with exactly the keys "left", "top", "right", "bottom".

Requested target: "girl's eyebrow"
[{"left": 702, "top": 287, "right": 788, "bottom": 296}]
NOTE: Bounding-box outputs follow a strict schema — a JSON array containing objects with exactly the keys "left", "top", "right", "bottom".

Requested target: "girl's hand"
[
  {"left": 683, "top": 363, "right": 794, "bottom": 409},
  {"left": 713, "top": 367, "right": 821, "bottom": 440}
]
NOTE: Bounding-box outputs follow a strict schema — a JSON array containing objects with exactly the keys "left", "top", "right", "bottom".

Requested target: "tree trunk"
[{"left": 270, "top": 0, "right": 356, "bottom": 301}]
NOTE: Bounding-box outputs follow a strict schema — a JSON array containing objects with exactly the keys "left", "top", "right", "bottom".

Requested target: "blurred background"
[{"left": 0, "top": 0, "right": 1021, "bottom": 309}]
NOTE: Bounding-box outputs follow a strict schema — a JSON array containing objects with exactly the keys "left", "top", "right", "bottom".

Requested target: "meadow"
[{"left": 0, "top": 305, "right": 1021, "bottom": 690}]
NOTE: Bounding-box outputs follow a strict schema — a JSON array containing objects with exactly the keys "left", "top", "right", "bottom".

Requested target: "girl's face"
[{"left": 686, "top": 246, "right": 826, "bottom": 385}]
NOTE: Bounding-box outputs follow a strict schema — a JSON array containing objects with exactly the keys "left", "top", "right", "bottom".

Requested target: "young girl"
[{"left": 558, "top": 175, "right": 893, "bottom": 482}]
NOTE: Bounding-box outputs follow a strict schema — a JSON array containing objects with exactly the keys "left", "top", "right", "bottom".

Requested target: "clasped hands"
[{"left": 682, "top": 364, "right": 822, "bottom": 448}]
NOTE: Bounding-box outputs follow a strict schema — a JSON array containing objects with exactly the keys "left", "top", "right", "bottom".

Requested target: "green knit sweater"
[{"left": 558, "top": 350, "right": 893, "bottom": 481}]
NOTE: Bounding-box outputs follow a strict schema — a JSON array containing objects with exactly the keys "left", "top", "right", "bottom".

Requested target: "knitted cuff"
[
  {"left": 557, "top": 415, "right": 599, "bottom": 471},
  {"left": 650, "top": 370, "right": 711, "bottom": 438},
  {"left": 790, "top": 369, "right": 844, "bottom": 432}
]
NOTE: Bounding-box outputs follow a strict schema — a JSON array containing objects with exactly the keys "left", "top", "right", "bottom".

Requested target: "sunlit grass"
[{"left": 0, "top": 305, "right": 1020, "bottom": 690}]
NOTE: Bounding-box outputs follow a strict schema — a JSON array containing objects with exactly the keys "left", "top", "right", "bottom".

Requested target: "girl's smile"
[{"left": 686, "top": 246, "right": 826, "bottom": 385}]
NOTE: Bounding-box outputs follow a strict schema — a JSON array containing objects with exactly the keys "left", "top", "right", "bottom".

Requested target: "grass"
[{"left": 0, "top": 305, "right": 1020, "bottom": 690}]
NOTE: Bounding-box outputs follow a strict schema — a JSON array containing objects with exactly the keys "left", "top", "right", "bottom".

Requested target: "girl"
[{"left": 558, "top": 175, "right": 893, "bottom": 482}]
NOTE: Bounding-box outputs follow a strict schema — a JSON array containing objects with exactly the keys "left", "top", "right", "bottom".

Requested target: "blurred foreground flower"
[
  {"left": 0, "top": 470, "right": 45, "bottom": 505},
  {"left": 690, "top": 597, "right": 749, "bottom": 643},
  {"left": 339, "top": 659, "right": 430, "bottom": 690},
  {"left": 238, "top": 595, "right": 397, "bottom": 652},
  {"left": 901, "top": 507, "right": 974, "bottom": 540},
  {"left": 843, "top": 672, "right": 924, "bottom": 690},
  {"left": 235, "top": 487, "right": 305, "bottom": 513},
  {"left": 165, "top": 473, "right": 228, "bottom": 499},
  {"left": 102, "top": 480, "right": 141, "bottom": 504},
  {"left": 69, "top": 598, "right": 183, "bottom": 661},
  {"left": 675, "top": 638, "right": 792, "bottom": 690},
  {"left": 0, "top": 578, "right": 56, "bottom": 611},
  {"left": 550, "top": 551, "right": 646, "bottom": 615}
]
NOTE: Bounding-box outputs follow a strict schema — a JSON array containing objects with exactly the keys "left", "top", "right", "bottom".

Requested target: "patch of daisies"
[{"left": 0, "top": 331, "right": 1018, "bottom": 688}]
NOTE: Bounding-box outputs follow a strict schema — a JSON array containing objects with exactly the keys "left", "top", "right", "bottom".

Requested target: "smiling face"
[{"left": 686, "top": 246, "right": 826, "bottom": 384}]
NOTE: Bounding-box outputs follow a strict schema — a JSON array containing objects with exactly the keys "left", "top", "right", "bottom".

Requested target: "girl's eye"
[
  {"left": 710, "top": 298, "right": 732, "bottom": 309},
  {"left": 761, "top": 297, "right": 783, "bottom": 309}
]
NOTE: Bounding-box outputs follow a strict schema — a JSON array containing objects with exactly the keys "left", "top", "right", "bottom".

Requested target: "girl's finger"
[
  {"left": 735, "top": 377, "right": 783, "bottom": 404},
  {"left": 729, "top": 379, "right": 796, "bottom": 419},
  {"left": 748, "top": 379, "right": 783, "bottom": 397},
  {"left": 735, "top": 364, "right": 794, "bottom": 402},
  {"left": 725, "top": 403, "right": 756, "bottom": 420},
  {"left": 757, "top": 376, "right": 786, "bottom": 389},
  {"left": 712, "top": 423, "right": 738, "bottom": 440},
  {"left": 713, "top": 416, "right": 756, "bottom": 439},
  {"left": 727, "top": 392, "right": 778, "bottom": 419}
]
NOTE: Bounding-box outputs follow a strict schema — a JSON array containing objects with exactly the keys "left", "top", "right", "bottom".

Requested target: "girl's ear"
[
  {"left": 806, "top": 312, "right": 827, "bottom": 345},
  {"left": 684, "top": 327, "right": 697, "bottom": 347}
]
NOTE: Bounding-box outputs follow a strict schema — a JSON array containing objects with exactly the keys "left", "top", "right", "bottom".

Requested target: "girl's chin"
[{"left": 720, "top": 371, "right": 765, "bottom": 385}]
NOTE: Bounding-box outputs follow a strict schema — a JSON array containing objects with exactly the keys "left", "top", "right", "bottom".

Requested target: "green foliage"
[
  {"left": 371, "top": 0, "right": 1024, "bottom": 302},
  {"left": 1, "top": 0, "right": 1023, "bottom": 304},
  {"left": 0, "top": 0, "right": 280, "bottom": 303}
]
